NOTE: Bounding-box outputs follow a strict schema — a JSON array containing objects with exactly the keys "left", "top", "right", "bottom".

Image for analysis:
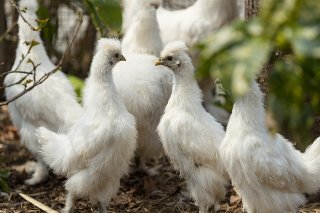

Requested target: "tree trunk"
[
  {"left": 245, "top": 0, "right": 260, "bottom": 19},
  {"left": 0, "top": 2, "right": 8, "bottom": 101}
]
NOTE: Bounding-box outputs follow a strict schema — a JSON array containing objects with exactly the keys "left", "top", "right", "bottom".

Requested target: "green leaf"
[
  {"left": 82, "top": 0, "right": 122, "bottom": 34},
  {"left": 24, "top": 40, "right": 40, "bottom": 49},
  {"left": 0, "top": 178, "right": 10, "bottom": 193},
  {"left": 0, "top": 170, "right": 10, "bottom": 179},
  {"left": 35, "top": 18, "right": 49, "bottom": 31},
  {"left": 90, "top": 0, "right": 122, "bottom": 30},
  {"left": 22, "top": 79, "right": 33, "bottom": 86}
]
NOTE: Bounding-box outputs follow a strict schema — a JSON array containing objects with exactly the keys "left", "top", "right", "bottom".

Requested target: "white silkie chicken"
[
  {"left": 220, "top": 81, "right": 320, "bottom": 213},
  {"left": 155, "top": 42, "right": 228, "bottom": 213},
  {"left": 157, "top": 0, "right": 239, "bottom": 46},
  {"left": 36, "top": 38, "right": 137, "bottom": 213},
  {"left": 157, "top": 0, "right": 239, "bottom": 125},
  {"left": 113, "top": 0, "right": 173, "bottom": 175},
  {"left": 4, "top": 0, "right": 83, "bottom": 185},
  {"left": 121, "top": 0, "right": 163, "bottom": 56}
]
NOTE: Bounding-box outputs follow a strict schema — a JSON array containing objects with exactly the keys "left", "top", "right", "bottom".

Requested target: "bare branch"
[
  {"left": 0, "top": 70, "right": 33, "bottom": 78},
  {"left": 0, "top": 9, "right": 83, "bottom": 106},
  {"left": 8, "top": 0, "right": 38, "bottom": 31}
]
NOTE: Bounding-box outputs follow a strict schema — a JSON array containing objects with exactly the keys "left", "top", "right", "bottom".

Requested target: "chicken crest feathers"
[
  {"left": 96, "top": 38, "right": 121, "bottom": 52},
  {"left": 19, "top": 0, "right": 39, "bottom": 12},
  {"left": 161, "top": 41, "right": 188, "bottom": 57}
]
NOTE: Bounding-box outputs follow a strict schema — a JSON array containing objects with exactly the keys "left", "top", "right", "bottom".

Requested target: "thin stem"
[
  {"left": 0, "top": 70, "right": 33, "bottom": 78},
  {"left": 8, "top": 0, "right": 38, "bottom": 31}
]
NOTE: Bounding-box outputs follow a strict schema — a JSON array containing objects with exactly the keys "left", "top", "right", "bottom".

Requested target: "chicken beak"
[
  {"left": 120, "top": 54, "right": 126, "bottom": 62},
  {"left": 155, "top": 58, "right": 164, "bottom": 66}
]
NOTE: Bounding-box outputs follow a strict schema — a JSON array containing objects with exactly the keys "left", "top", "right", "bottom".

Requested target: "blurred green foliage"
[
  {"left": 81, "top": 0, "right": 122, "bottom": 36},
  {"left": 68, "top": 75, "right": 85, "bottom": 102},
  {"left": 0, "top": 170, "right": 10, "bottom": 192},
  {"left": 198, "top": 0, "right": 320, "bottom": 148}
]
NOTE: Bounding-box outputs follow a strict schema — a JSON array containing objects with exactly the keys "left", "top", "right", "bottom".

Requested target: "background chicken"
[
  {"left": 36, "top": 38, "right": 137, "bottom": 213},
  {"left": 113, "top": 0, "right": 173, "bottom": 175},
  {"left": 4, "top": 0, "right": 83, "bottom": 185},
  {"left": 220, "top": 81, "right": 320, "bottom": 213},
  {"left": 157, "top": 0, "right": 239, "bottom": 46},
  {"left": 156, "top": 42, "right": 228, "bottom": 213}
]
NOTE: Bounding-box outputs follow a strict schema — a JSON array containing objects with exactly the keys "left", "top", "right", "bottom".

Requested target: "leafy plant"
[
  {"left": 81, "top": 0, "right": 122, "bottom": 36},
  {"left": 197, "top": 0, "right": 320, "bottom": 148}
]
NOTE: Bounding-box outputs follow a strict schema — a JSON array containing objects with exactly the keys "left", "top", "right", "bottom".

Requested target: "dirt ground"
[{"left": 0, "top": 105, "right": 320, "bottom": 213}]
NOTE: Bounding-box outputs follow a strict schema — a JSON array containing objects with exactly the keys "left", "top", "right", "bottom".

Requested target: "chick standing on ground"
[
  {"left": 220, "top": 81, "right": 320, "bottom": 213},
  {"left": 36, "top": 38, "right": 137, "bottom": 213},
  {"left": 113, "top": 0, "right": 173, "bottom": 175},
  {"left": 4, "top": 0, "right": 83, "bottom": 185},
  {"left": 155, "top": 42, "right": 228, "bottom": 213}
]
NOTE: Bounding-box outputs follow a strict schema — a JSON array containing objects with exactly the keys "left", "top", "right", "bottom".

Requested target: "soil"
[{"left": 0, "top": 105, "right": 320, "bottom": 213}]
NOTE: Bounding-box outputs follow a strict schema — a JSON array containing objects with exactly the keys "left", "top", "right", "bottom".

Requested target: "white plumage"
[
  {"left": 157, "top": 0, "right": 239, "bottom": 46},
  {"left": 4, "top": 0, "right": 83, "bottom": 185},
  {"left": 220, "top": 81, "right": 320, "bottom": 213},
  {"left": 121, "top": 0, "right": 162, "bottom": 56},
  {"left": 157, "top": 0, "right": 239, "bottom": 125},
  {"left": 156, "top": 42, "right": 228, "bottom": 213},
  {"left": 114, "top": 0, "right": 173, "bottom": 175},
  {"left": 36, "top": 38, "right": 137, "bottom": 213}
]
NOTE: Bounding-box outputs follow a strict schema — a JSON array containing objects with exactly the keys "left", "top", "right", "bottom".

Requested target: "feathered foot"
[
  {"left": 94, "top": 201, "right": 107, "bottom": 213},
  {"left": 214, "top": 202, "right": 221, "bottom": 212},
  {"left": 138, "top": 160, "right": 161, "bottom": 176},
  {"left": 199, "top": 204, "right": 209, "bottom": 213},
  {"left": 24, "top": 161, "right": 48, "bottom": 185},
  {"left": 62, "top": 192, "right": 75, "bottom": 213},
  {"left": 24, "top": 161, "right": 37, "bottom": 174}
]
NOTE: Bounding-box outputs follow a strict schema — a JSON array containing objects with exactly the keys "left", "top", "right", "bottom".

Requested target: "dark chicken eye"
[
  {"left": 167, "top": 56, "right": 173, "bottom": 61},
  {"left": 150, "top": 3, "right": 159, "bottom": 9},
  {"left": 115, "top": 53, "right": 119, "bottom": 58}
]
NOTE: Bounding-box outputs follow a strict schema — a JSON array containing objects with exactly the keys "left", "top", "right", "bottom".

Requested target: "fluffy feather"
[
  {"left": 4, "top": 0, "right": 83, "bottom": 185},
  {"left": 37, "top": 38, "right": 137, "bottom": 213},
  {"left": 157, "top": 42, "right": 228, "bottom": 213},
  {"left": 157, "top": 0, "right": 237, "bottom": 125},
  {"left": 122, "top": 0, "right": 162, "bottom": 56},
  {"left": 157, "top": 0, "right": 239, "bottom": 46},
  {"left": 121, "top": 0, "right": 161, "bottom": 34},
  {"left": 220, "top": 81, "right": 320, "bottom": 213},
  {"left": 114, "top": 0, "right": 173, "bottom": 175}
]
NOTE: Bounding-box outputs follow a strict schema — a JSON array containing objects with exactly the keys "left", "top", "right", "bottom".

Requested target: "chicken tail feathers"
[
  {"left": 302, "top": 137, "right": 320, "bottom": 194},
  {"left": 36, "top": 127, "right": 71, "bottom": 176}
]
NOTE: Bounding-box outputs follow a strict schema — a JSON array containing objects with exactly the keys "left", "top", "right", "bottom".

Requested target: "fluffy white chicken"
[
  {"left": 220, "top": 81, "right": 320, "bottom": 213},
  {"left": 114, "top": 0, "right": 173, "bottom": 175},
  {"left": 157, "top": 0, "right": 239, "bottom": 46},
  {"left": 36, "top": 38, "right": 137, "bottom": 213},
  {"left": 4, "top": 0, "right": 83, "bottom": 185},
  {"left": 121, "top": 0, "right": 162, "bottom": 56},
  {"left": 156, "top": 42, "right": 228, "bottom": 213},
  {"left": 157, "top": 0, "right": 238, "bottom": 125}
]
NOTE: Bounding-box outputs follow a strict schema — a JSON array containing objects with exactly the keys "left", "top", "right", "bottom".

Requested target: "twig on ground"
[{"left": 19, "top": 193, "right": 59, "bottom": 213}]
